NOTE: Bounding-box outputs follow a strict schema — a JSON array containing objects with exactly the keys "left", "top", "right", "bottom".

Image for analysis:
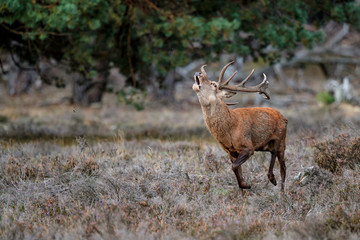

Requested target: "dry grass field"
[{"left": 1, "top": 88, "right": 360, "bottom": 239}]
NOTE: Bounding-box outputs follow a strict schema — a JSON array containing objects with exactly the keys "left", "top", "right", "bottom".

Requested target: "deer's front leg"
[{"left": 231, "top": 149, "right": 251, "bottom": 189}]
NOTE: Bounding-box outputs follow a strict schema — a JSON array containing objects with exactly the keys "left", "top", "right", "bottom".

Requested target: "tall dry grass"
[
  {"left": 1, "top": 89, "right": 360, "bottom": 239},
  {"left": 1, "top": 118, "right": 360, "bottom": 239}
]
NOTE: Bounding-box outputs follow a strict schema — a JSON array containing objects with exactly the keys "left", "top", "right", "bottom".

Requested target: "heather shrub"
[
  {"left": 325, "top": 205, "right": 360, "bottom": 233},
  {"left": 313, "top": 134, "right": 360, "bottom": 174},
  {"left": 2, "top": 94, "right": 360, "bottom": 239}
]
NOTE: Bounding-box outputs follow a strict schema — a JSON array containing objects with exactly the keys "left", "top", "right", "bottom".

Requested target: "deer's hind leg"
[
  {"left": 267, "top": 152, "right": 277, "bottom": 186},
  {"left": 277, "top": 141, "right": 286, "bottom": 192},
  {"left": 265, "top": 140, "right": 277, "bottom": 186}
]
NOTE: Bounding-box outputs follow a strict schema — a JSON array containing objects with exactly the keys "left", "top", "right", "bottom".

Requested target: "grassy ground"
[{"left": 1, "top": 89, "right": 360, "bottom": 239}]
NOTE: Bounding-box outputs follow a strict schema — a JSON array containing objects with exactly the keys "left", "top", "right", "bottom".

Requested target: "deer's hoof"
[
  {"left": 267, "top": 173, "right": 277, "bottom": 186},
  {"left": 270, "top": 178, "right": 277, "bottom": 186},
  {"left": 281, "top": 184, "right": 285, "bottom": 193},
  {"left": 239, "top": 182, "right": 251, "bottom": 189}
]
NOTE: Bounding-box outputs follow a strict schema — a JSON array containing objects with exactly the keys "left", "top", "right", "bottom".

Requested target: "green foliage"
[
  {"left": 1, "top": 0, "right": 359, "bottom": 92},
  {"left": 331, "top": 2, "right": 360, "bottom": 29},
  {"left": 0, "top": 115, "right": 8, "bottom": 123},
  {"left": 316, "top": 91, "right": 335, "bottom": 105},
  {"left": 117, "top": 87, "right": 146, "bottom": 111}
]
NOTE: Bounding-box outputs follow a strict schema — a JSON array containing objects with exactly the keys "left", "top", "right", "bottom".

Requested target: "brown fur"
[{"left": 193, "top": 67, "right": 288, "bottom": 191}]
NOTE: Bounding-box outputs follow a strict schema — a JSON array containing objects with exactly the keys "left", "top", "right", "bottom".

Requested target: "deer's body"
[
  {"left": 202, "top": 103, "right": 287, "bottom": 155},
  {"left": 193, "top": 62, "right": 288, "bottom": 191}
]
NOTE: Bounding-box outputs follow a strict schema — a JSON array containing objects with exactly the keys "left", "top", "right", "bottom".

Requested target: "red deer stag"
[{"left": 193, "top": 61, "right": 288, "bottom": 191}]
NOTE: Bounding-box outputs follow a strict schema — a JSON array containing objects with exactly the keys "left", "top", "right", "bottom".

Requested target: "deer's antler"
[
  {"left": 218, "top": 61, "right": 270, "bottom": 100},
  {"left": 200, "top": 64, "right": 209, "bottom": 81},
  {"left": 218, "top": 61, "right": 237, "bottom": 86}
]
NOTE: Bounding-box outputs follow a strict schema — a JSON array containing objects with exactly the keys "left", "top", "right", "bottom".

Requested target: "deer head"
[{"left": 192, "top": 61, "right": 270, "bottom": 106}]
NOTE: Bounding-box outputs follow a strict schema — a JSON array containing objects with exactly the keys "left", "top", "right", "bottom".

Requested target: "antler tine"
[
  {"left": 222, "top": 71, "right": 237, "bottom": 86},
  {"left": 218, "top": 69, "right": 252, "bottom": 89},
  {"left": 225, "top": 101, "right": 239, "bottom": 106},
  {"left": 238, "top": 69, "right": 255, "bottom": 87},
  {"left": 259, "top": 73, "right": 270, "bottom": 99},
  {"left": 218, "top": 61, "right": 234, "bottom": 85},
  {"left": 200, "top": 64, "right": 208, "bottom": 80},
  {"left": 220, "top": 72, "right": 270, "bottom": 100}
]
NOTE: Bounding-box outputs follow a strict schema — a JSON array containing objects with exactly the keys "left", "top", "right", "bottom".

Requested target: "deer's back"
[{"left": 231, "top": 107, "right": 287, "bottom": 150}]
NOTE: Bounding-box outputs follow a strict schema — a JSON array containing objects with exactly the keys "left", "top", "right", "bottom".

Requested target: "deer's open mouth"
[{"left": 194, "top": 72, "right": 201, "bottom": 85}]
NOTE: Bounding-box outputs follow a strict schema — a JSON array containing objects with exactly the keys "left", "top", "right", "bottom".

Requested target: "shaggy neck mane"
[{"left": 200, "top": 99, "right": 232, "bottom": 136}]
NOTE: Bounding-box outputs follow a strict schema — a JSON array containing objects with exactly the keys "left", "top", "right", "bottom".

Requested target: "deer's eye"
[{"left": 211, "top": 82, "right": 217, "bottom": 87}]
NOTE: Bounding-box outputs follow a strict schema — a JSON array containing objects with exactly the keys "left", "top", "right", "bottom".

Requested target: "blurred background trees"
[{"left": 1, "top": 0, "right": 359, "bottom": 105}]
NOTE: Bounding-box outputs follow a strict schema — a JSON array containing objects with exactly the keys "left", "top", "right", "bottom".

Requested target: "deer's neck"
[{"left": 200, "top": 99, "right": 233, "bottom": 140}]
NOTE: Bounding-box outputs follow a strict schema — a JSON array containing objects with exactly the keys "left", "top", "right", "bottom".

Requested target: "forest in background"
[
  {"left": 1, "top": 0, "right": 360, "bottom": 105},
  {"left": 1, "top": 1, "right": 360, "bottom": 239}
]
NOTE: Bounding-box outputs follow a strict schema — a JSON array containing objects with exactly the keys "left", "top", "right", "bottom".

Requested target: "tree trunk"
[
  {"left": 7, "top": 70, "right": 35, "bottom": 95},
  {"left": 72, "top": 63, "right": 108, "bottom": 106},
  {"left": 5, "top": 54, "right": 36, "bottom": 95},
  {"left": 147, "top": 69, "right": 176, "bottom": 103},
  {"left": 162, "top": 70, "right": 176, "bottom": 102}
]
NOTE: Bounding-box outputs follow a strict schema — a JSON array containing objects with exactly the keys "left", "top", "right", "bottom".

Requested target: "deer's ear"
[{"left": 218, "top": 89, "right": 236, "bottom": 99}]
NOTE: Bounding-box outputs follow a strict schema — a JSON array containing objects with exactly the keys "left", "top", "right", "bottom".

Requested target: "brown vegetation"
[
  {"left": 0, "top": 90, "right": 360, "bottom": 239},
  {"left": 313, "top": 134, "right": 360, "bottom": 174}
]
